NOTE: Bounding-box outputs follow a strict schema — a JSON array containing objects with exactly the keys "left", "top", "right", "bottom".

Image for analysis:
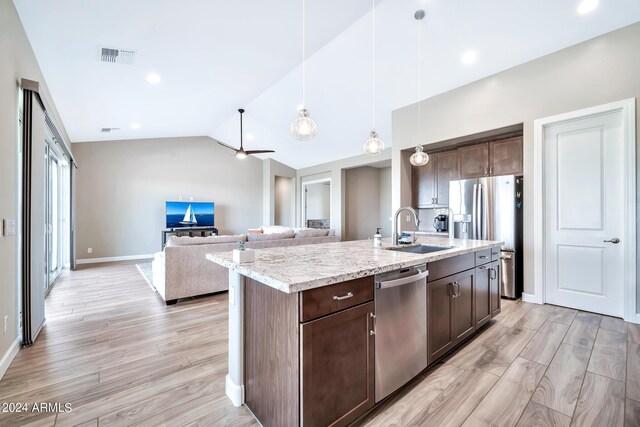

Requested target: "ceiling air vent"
[
  {"left": 100, "top": 127, "right": 120, "bottom": 133},
  {"left": 98, "top": 46, "right": 136, "bottom": 65}
]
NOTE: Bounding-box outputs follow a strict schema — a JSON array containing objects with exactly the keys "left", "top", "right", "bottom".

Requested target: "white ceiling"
[{"left": 15, "top": 0, "right": 640, "bottom": 169}]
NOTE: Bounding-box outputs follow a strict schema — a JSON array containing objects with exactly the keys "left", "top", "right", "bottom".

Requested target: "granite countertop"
[{"left": 206, "top": 236, "right": 502, "bottom": 294}]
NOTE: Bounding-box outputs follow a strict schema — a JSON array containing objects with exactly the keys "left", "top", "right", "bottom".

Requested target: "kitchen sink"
[{"left": 387, "top": 244, "right": 453, "bottom": 254}]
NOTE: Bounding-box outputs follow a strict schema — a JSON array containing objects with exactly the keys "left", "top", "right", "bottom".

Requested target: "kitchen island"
[{"left": 207, "top": 236, "right": 503, "bottom": 427}]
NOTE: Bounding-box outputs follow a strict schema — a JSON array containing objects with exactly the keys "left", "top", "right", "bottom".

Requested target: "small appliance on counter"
[{"left": 433, "top": 214, "right": 448, "bottom": 232}]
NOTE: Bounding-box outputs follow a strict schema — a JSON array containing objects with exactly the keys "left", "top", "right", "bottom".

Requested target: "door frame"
[{"left": 532, "top": 98, "right": 636, "bottom": 322}]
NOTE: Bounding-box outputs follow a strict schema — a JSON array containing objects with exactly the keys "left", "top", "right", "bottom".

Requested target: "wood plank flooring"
[
  {"left": 0, "top": 262, "right": 638, "bottom": 426},
  {"left": 360, "top": 301, "right": 640, "bottom": 427},
  {"left": 0, "top": 262, "right": 257, "bottom": 427}
]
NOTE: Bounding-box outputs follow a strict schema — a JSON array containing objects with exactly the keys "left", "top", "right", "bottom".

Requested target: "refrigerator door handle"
[
  {"left": 480, "top": 184, "right": 488, "bottom": 240},
  {"left": 472, "top": 184, "right": 478, "bottom": 239}
]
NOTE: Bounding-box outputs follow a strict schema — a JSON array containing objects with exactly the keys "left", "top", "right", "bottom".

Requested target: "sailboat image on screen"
[
  {"left": 179, "top": 204, "right": 198, "bottom": 226},
  {"left": 165, "top": 201, "right": 215, "bottom": 229}
]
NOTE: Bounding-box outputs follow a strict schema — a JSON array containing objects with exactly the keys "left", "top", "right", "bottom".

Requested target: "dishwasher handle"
[{"left": 376, "top": 269, "right": 429, "bottom": 289}]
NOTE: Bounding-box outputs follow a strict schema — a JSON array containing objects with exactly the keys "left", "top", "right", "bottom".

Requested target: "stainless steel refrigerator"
[{"left": 449, "top": 175, "right": 523, "bottom": 298}]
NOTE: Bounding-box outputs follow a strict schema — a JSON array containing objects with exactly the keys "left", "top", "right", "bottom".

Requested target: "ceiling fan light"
[
  {"left": 235, "top": 151, "right": 247, "bottom": 160},
  {"left": 290, "top": 107, "right": 318, "bottom": 141},
  {"left": 410, "top": 145, "right": 430, "bottom": 166},
  {"left": 363, "top": 130, "right": 385, "bottom": 155}
]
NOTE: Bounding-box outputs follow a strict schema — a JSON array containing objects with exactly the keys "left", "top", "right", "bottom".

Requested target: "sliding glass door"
[{"left": 45, "top": 140, "right": 68, "bottom": 292}]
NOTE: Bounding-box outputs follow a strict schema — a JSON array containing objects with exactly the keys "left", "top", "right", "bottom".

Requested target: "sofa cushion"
[
  {"left": 295, "top": 228, "right": 329, "bottom": 238},
  {"left": 167, "top": 235, "right": 246, "bottom": 246},
  {"left": 327, "top": 229, "right": 336, "bottom": 236},
  {"left": 247, "top": 228, "right": 263, "bottom": 235},
  {"left": 247, "top": 230, "right": 295, "bottom": 241},
  {"left": 261, "top": 225, "right": 295, "bottom": 235}
]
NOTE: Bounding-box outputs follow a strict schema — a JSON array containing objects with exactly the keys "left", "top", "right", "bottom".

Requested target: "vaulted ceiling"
[{"left": 15, "top": 0, "right": 640, "bottom": 168}]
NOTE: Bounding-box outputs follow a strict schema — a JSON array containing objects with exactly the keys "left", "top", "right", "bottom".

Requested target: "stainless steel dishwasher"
[{"left": 374, "top": 263, "right": 428, "bottom": 402}]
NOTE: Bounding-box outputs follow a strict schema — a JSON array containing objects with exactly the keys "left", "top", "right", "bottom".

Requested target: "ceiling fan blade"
[
  {"left": 245, "top": 150, "right": 275, "bottom": 155},
  {"left": 213, "top": 138, "right": 239, "bottom": 151}
]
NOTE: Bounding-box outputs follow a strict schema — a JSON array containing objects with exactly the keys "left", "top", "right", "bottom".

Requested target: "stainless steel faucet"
[{"left": 392, "top": 206, "right": 420, "bottom": 245}]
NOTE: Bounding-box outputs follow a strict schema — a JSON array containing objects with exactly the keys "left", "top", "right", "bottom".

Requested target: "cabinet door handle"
[
  {"left": 434, "top": 197, "right": 438, "bottom": 205},
  {"left": 333, "top": 292, "right": 353, "bottom": 301},
  {"left": 478, "top": 265, "right": 488, "bottom": 270},
  {"left": 489, "top": 268, "right": 497, "bottom": 280},
  {"left": 491, "top": 251, "right": 499, "bottom": 256},
  {"left": 478, "top": 255, "right": 488, "bottom": 259},
  {"left": 369, "top": 312, "right": 376, "bottom": 336},
  {"left": 489, "top": 167, "right": 493, "bottom": 175},
  {"left": 484, "top": 167, "right": 488, "bottom": 176}
]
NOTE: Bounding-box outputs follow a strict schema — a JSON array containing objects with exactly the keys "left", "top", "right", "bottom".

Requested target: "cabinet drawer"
[
  {"left": 300, "top": 277, "right": 374, "bottom": 322},
  {"left": 490, "top": 247, "right": 501, "bottom": 262},
  {"left": 428, "top": 253, "right": 475, "bottom": 282},
  {"left": 475, "top": 249, "right": 491, "bottom": 265}
]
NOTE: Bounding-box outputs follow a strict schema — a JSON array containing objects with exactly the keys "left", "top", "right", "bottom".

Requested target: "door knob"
[{"left": 603, "top": 238, "right": 621, "bottom": 244}]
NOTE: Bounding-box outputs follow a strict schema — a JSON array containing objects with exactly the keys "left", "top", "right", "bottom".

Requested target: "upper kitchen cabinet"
[
  {"left": 490, "top": 136, "right": 523, "bottom": 176},
  {"left": 435, "top": 151, "right": 459, "bottom": 206},
  {"left": 458, "top": 143, "right": 489, "bottom": 179},
  {"left": 412, "top": 156, "right": 436, "bottom": 207},
  {"left": 412, "top": 151, "right": 459, "bottom": 208}
]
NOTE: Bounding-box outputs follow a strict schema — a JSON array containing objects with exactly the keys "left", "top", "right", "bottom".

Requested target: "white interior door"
[{"left": 544, "top": 110, "right": 625, "bottom": 317}]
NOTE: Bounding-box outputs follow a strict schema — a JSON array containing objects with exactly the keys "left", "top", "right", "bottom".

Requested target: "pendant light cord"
[
  {"left": 372, "top": 0, "right": 375, "bottom": 130},
  {"left": 302, "top": 0, "right": 306, "bottom": 108},
  {"left": 417, "top": 15, "right": 422, "bottom": 144}
]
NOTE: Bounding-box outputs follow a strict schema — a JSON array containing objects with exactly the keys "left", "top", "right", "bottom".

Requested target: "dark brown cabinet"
[
  {"left": 489, "top": 260, "right": 501, "bottom": 317},
  {"left": 475, "top": 264, "right": 491, "bottom": 328},
  {"left": 490, "top": 137, "right": 523, "bottom": 176},
  {"left": 412, "top": 157, "right": 436, "bottom": 207},
  {"left": 412, "top": 151, "right": 459, "bottom": 208},
  {"left": 428, "top": 269, "right": 475, "bottom": 364},
  {"left": 458, "top": 143, "right": 489, "bottom": 179},
  {"left": 435, "top": 151, "right": 459, "bottom": 206},
  {"left": 301, "top": 302, "right": 375, "bottom": 427}
]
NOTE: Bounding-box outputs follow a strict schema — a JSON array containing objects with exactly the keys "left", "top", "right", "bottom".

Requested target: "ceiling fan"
[{"left": 216, "top": 108, "right": 275, "bottom": 159}]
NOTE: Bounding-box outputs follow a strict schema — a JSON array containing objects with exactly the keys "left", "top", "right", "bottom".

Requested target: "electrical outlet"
[
  {"left": 2, "top": 219, "right": 16, "bottom": 237},
  {"left": 3, "top": 315, "right": 8, "bottom": 334},
  {"left": 87, "top": 248, "right": 93, "bottom": 254}
]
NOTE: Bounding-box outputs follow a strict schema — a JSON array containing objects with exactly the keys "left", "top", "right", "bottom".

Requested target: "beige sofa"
[{"left": 152, "top": 230, "right": 339, "bottom": 304}]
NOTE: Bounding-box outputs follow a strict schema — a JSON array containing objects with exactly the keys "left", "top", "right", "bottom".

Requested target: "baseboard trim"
[
  {"left": 76, "top": 254, "right": 155, "bottom": 265},
  {"left": 0, "top": 338, "right": 21, "bottom": 381},
  {"left": 522, "top": 292, "right": 543, "bottom": 304},
  {"left": 225, "top": 374, "right": 245, "bottom": 407}
]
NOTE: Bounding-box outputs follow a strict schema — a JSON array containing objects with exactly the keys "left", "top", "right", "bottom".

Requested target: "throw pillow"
[
  {"left": 295, "top": 228, "right": 329, "bottom": 238},
  {"left": 168, "top": 235, "right": 246, "bottom": 246},
  {"left": 247, "top": 230, "right": 295, "bottom": 241},
  {"left": 261, "top": 225, "right": 295, "bottom": 235}
]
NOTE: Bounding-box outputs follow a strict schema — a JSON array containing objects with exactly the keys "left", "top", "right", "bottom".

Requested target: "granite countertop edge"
[{"left": 206, "top": 238, "right": 503, "bottom": 294}]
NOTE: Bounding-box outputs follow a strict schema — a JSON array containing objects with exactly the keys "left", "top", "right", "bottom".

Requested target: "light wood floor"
[{"left": 1, "top": 263, "right": 638, "bottom": 426}]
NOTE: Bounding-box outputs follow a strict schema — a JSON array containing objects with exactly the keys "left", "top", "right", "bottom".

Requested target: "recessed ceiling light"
[
  {"left": 131, "top": 122, "right": 141, "bottom": 129},
  {"left": 146, "top": 73, "right": 161, "bottom": 84},
  {"left": 577, "top": 0, "right": 599, "bottom": 14},
  {"left": 461, "top": 50, "right": 477, "bottom": 65}
]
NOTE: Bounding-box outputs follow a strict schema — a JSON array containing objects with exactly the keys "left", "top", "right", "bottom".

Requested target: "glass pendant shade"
[
  {"left": 290, "top": 107, "right": 318, "bottom": 141},
  {"left": 410, "top": 145, "right": 430, "bottom": 166},
  {"left": 363, "top": 130, "right": 385, "bottom": 155}
]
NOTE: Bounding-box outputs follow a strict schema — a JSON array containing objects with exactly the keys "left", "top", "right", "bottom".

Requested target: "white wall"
[
  {"left": 274, "top": 176, "right": 294, "bottom": 227},
  {"left": 391, "top": 23, "right": 640, "bottom": 304},
  {"left": 262, "top": 158, "right": 296, "bottom": 226},
  {"left": 305, "top": 182, "right": 330, "bottom": 220},
  {"left": 73, "top": 136, "right": 263, "bottom": 260},
  {"left": 0, "top": 0, "right": 70, "bottom": 371}
]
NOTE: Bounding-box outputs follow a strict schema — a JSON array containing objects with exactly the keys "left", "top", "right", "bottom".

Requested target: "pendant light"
[
  {"left": 290, "top": 0, "right": 318, "bottom": 141},
  {"left": 362, "top": 0, "right": 385, "bottom": 155},
  {"left": 410, "top": 10, "right": 430, "bottom": 167}
]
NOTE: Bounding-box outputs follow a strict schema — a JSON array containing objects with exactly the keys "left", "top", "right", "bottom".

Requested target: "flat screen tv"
[{"left": 166, "top": 201, "right": 215, "bottom": 229}]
